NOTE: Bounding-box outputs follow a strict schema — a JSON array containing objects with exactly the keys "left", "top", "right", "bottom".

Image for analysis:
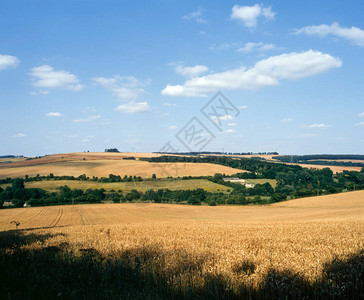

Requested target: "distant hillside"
[{"left": 0, "top": 155, "right": 24, "bottom": 159}]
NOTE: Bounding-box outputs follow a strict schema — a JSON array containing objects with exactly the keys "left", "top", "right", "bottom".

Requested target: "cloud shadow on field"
[{"left": 0, "top": 230, "right": 363, "bottom": 299}]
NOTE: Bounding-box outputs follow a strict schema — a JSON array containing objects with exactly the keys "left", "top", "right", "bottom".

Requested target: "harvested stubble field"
[
  {"left": 285, "top": 162, "right": 362, "bottom": 173},
  {"left": 0, "top": 191, "right": 363, "bottom": 299},
  {"left": 0, "top": 178, "right": 231, "bottom": 193},
  {"left": 0, "top": 154, "right": 241, "bottom": 179}
]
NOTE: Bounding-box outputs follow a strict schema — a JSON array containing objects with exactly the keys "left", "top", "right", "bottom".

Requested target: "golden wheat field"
[
  {"left": 0, "top": 154, "right": 241, "bottom": 179},
  {"left": 1, "top": 191, "right": 363, "bottom": 298}
]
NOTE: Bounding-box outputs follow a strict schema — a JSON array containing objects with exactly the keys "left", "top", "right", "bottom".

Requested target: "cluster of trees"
[
  {"left": 105, "top": 148, "right": 120, "bottom": 153},
  {"left": 0, "top": 179, "right": 106, "bottom": 208}
]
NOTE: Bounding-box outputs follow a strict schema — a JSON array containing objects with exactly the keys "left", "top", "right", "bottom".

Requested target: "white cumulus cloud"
[
  {"left": 46, "top": 112, "right": 62, "bottom": 117},
  {"left": 115, "top": 101, "right": 151, "bottom": 113},
  {"left": 231, "top": 4, "right": 275, "bottom": 28},
  {"left": 358, "top": 112, "right": 364, "bottom": 117},
  {"left": 162, "top": 50, "right": 342, "bottom": 97},
  {"left": 294, "top": 22, "right": 364, "bottom": 46},
  {"left": 0, "top": 54, "right": 20, "bottom": 70},
  {"left": 30, "top": 65, "right": 83, "bottom": 90}
]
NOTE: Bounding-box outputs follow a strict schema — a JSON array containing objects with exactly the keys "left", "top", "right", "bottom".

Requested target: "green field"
[
  {"left": 246, "top": 178, "right": 277, "bottom": 188},
  {"left": 0, "top": 179, "right": 231, "bottom": 193}
]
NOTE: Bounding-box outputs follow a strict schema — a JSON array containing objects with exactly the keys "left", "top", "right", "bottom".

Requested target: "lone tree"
[{"left": 105, "top": 148, "right": 120, "bottom": 153}]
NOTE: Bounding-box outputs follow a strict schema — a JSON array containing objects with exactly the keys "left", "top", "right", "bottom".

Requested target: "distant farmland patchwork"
[{"left": 0, "top": 152, "right": 361, "bottom": 181}]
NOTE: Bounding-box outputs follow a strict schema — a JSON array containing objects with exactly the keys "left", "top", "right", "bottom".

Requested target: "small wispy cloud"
[
  {"left": 46, "top": 112, "right": 62, "bottom": 117},
  {"left": 238, "top": 105, "right": 248, "bottom": 109},
  {"left": 81, "top": 107, "right": 97, "bottom": 113},
  {"left": 302, "top": 123, "right": 331, "bottom": 128},
  {"left": 81, "top": 135, "right": 94, "bottom": 143},
  {"left": 358, "top": 112, "right": 364, "bottom": 117},
  {"left": 174, "top": 64, "right": 208, "bottom": 78},
  {"left": 30, "top": 89, "right": 50, "bottom": 96},
  {"left": 210, "top": 42, "right": 281, "bottom": 53},
  {"left": 212, "top": 114, "right": 234, "bottom": 122},
  {"left": 169, "top": 125, "right": 178, "bottom": 130},
  {"left": 163, "top": 102, "right": 176, "bottom": 107},
  {"left": 115, "top": 101, "right": 151, "bottom": 113},
  {"left": 219, "top": 129, "right": 236, "bottom": 134},
  {"left": 227, "top": 123, "right": 237, "bottom": 126},
  {"left": 182, "top": 8, "right": 207, "bottom": 24},
  {"left": 0, "top": 54, "right": 20, "bottom": 70},
  {"left": 93, "top": 75, "right": 146, "bottom": 101},
  {"left": 220, "top": 115, "right": 233, "bottom": 120},
  {"left": 13, "top": 133, "right": 26, "bottom": 138},
  {"left": 294, "top": 22, "right": 364, "bottom": 47},
  {"left": 280, "top": 118, "right": 293, "bottom": 123},
  {"left": 73, "top": 115, "right": 101, "bottom": 123},
  {"left": 169, "top": 62, "right": 208, "bottom": 78},
  {"left": 356, "top": 121, "right": 364, "bottom": 126},
  {"left": 237, "top": 42, "right": 280, "bottom": 53},
  {"left": 302, "top": 133, "right": 318, "bottom": 138}
]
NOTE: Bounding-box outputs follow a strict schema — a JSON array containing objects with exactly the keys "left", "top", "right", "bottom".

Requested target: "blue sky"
[{"left": 1, "top": 0, "right": 364, "bottom": 156}]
